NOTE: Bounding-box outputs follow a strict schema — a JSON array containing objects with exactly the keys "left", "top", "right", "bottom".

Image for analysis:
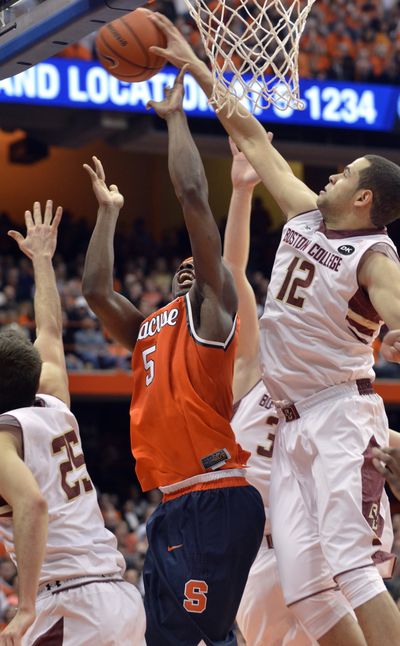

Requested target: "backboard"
[{"left": 0, "top": 0, "right": 145, "bottom": 81}]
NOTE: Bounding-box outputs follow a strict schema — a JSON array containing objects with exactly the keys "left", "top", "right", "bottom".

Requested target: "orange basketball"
[{"left": 96, "top": 8, "right": 167, "bottom": 83}]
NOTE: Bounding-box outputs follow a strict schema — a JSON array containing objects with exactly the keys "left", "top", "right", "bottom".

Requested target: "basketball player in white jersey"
[
  {"left": 224, "top": 138, "right": 317, "bottom": 646},
  {"left": 146, "top": 14, "right": 400, "bottom": 646},
  {"left": 0, "top": 201, "right": 145, "bottom": 645}
]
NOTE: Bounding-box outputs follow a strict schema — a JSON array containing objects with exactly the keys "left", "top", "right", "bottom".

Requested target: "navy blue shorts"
[{"left": 143, "top": 482, "right": 265, "bottom": 646}]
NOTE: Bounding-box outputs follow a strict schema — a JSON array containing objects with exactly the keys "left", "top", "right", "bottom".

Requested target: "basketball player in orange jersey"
[
  {"left": 148, "top": 14, "right": 400, "bottom": 646},
  {"left": 225, "top": 137, "right": 319, "bottom": 645},
  {"left": 82, "top": 68, "right": 265, "bottom": 646},
  {"left": 0, "top": 201, "right": 146, "bottom": 645}
]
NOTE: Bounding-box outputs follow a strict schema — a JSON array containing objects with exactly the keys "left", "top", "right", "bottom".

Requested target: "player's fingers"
[
  {"left": 146, "top": 100, "right": 155, "bottom": 111},
  {"left": 372, "top": 457, "right": 386, "bottom": 475},
  {"left": 7, "top": 230, "right": 24, "bottom": 246},
  {"left": 109, "top": 184, "right": 119, "bottom": 193},
  {"left": 25, "top": 209, "right": 34, "bottom": 229},
  {"left": 44, "top": 199, "right": 53, "bottom": 225},
  {"left": 149, "top": 12, "right": 171, "bottom": 32},
  {"left": 176, "top": 64, "right": 189, "bottom": 84},
  {"left": 149, "top": 46, "right": 166, "bottom": 57},
  {"left": 93, "top": 156, "right": 106, "bottom": 182},
  {"left": 51, "top": 206, "right": 63, "bottom": 229},
  {"left": 83, "top": 163, "right": 97, "bottom": 181},
  {"left": 32, "top": 201, "right": 42, "bottom": 225}
]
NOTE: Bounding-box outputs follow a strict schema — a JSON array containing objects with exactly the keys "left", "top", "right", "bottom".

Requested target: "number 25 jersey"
[
  {"left": 260, "top": 210, "right": 398, "bottom": 402},
  {"left": 0, "top": 395, "right": 124, "bottom": 585},
  {"left": 130, "top": 293, "right": 250, "bottom": 491}
]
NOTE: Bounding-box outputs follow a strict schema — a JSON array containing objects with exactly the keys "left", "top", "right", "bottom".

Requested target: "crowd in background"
[
  {"left": 0, "top": 201, "right": 273, "bottom": 372},
  {"left": 58, "top": 0, "right": 400, "bottom": 84}
]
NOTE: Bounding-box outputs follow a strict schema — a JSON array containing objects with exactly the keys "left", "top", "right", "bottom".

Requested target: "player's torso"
[
  {"left": 130, "top": 294, "right": 249, "bottom": 490},
  {"left": 231, "top": 380, "right": 278, "bottom": 533},
  {"left": 260, "top": 210, "right": 396, "bottom": 401},
  {"left": 0, "top": 395, "right": 124, "bottom": 584}
]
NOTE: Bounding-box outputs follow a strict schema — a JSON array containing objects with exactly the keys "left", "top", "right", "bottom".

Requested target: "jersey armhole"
[{"left": 184, "top": 293, "right": 237, "bottom": 350}]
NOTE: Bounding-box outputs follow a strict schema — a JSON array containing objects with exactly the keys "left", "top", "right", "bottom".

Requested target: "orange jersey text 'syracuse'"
[{"left": 130, "top": 294, "right": 250, "bottom": 491}]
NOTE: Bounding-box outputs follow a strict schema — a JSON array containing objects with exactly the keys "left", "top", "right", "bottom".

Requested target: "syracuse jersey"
[
  {"left": 130, "top": 293, "right": 250, "bottom": 491},
  {"left": 231, "top": 380, "right": 278, "bottom": 534},
  {"left": 260, "top": 210, "right": 398, "bottom": 401},
  {"left": 0, "top": 395, "right": 125, "bottom": 586}
]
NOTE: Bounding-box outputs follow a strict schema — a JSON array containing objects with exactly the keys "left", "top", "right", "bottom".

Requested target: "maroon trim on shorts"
[
  {"left": 362, "top": 435, "right": 385, "bottom": 539},
  {"left": 31, "top": 617, "right": 63, "bottom": 645},
  {"left": 287, "top": 584, "right": 338, "bottom": 606},
  {"left": 50, "top": 577, "right": 124, "bottom": 595}
]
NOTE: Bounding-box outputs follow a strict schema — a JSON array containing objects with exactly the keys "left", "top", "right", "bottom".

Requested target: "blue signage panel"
[{"left": 0, "top": 58, "right": 398, "bottom": 132}]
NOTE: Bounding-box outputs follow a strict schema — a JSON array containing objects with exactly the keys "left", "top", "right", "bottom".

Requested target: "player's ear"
[{"left": 355, "top": 189, "right": 372, "bottom": 207}]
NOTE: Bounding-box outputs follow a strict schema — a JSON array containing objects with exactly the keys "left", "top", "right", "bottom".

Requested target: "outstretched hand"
[
  {"left": 83, "top": 156, "right": 124, "bottom": 211},
  {"left": 147, "top": 66, "right": 187, "bottom": 119},
  {"left": 149, "top": 13, "right": 198, "bottom": 69},
  {"left": 8, "top": 200, "right": 62, "bottom": 260}
]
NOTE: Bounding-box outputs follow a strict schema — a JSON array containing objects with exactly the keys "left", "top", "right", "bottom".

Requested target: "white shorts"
[
  {"left": 236, "top": 537, "right": 317, "bottom": 645},
  {"left": 270, "top": 381, "right": 395, "bottom": 605},
  {"left": 22, "top": 580, "right": 146, "bottom": 645}
]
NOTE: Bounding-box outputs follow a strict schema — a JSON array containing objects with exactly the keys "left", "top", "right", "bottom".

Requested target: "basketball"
[{"left": 95, "top": 8, "right": 167, "bottom": 83}]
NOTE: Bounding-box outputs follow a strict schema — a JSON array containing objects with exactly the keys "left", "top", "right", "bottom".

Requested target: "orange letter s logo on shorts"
[{"left": 183, "top": 579, "right": 208, "bottom": 613}]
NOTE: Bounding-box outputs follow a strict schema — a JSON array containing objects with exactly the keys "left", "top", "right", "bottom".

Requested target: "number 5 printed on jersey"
[
  {"left": 142, "top": 345, "right": 156, "bottom": 386},
  {"left": 276, "top": 256, "right": 315, "bottom": 308},
  {"left": 52, "top": 430, "right": 93, "bottom": 501}
]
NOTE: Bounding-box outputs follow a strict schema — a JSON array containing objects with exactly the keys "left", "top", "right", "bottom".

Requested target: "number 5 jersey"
[
  {"left": 260, "top": 210, "right": 399, "bottom": 402},
  {"left": 130, "top": 293, "right": 250, "bottom": 491},
  {"left": 0, "top": 395, "right": 125, "bottom": 584}
]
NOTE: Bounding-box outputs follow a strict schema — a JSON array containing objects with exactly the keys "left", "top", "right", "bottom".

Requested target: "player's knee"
[
  {"left": 336, "top": 565, "right": 386, "bottom": 609},
  {"left": 291, "top": 589, "right": 353, "bottom": 640}
]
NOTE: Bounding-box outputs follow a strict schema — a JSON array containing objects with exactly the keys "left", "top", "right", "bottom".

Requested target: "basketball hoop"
[{"left": 182, "top": 0, "right": 317, "bottom": 115}]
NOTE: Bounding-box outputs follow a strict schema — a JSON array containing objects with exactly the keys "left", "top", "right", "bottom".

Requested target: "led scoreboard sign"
[{"left": 0, "top": 58, "right": 398, "bottom": 132}]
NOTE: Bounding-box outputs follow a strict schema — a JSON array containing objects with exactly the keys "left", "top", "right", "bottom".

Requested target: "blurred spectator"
[{"left": 56, "top": 1, "right": 400, "bottom": 84}]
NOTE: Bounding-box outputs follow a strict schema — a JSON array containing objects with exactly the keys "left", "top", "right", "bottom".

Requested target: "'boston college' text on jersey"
[
  {"left": 0, "top": 395, "right": 124, "bottom": 585},
  {"left": 130, "top": 294, "right": 250, "bottom": 491},
  {"left": 260, "top": 210, "right": 398, "bottom": 401}
]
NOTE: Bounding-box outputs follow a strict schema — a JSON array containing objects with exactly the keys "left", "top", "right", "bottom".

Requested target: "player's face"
[
  {"left": 317, "top": 157, "right": 371, "bottom": 222},
  {"left": 172, "top": 258, "right": 196, "bottom": 298}
]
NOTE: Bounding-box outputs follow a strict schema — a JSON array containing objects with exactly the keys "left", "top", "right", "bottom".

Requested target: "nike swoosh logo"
[{"left": 167, "top": 544, "right": 183, "bottom": 552}]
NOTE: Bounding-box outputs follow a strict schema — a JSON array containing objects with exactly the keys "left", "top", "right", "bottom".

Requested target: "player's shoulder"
[
  {"left": 286, "top": 209, "right": 322, "bottom": 227},
  {"left": 35, "top": 393, "right": 70, "bottom": 412}
]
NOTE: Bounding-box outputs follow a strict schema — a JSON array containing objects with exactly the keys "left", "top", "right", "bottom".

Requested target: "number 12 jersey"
[{"left": 260, "top": 210, "right": 398, "bottom": 402}]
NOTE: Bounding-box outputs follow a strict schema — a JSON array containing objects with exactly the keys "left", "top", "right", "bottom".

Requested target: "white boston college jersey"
[
  {"left": 0, "top": 394, "right": 125, "bottom": 585},
  {"left": 231, "top": 380, "right": 278, "bottom": 534},
  {"left": 260, "top": 210, "right": 398, "bottom": 402}
]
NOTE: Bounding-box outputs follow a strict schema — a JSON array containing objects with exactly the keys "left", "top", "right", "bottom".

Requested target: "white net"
[{"left": 182, "top": 0, "right": 317, "bottom": 115}]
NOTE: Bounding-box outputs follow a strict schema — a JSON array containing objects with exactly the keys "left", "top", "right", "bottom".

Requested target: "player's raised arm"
[
  {"left": 147, "top": 68, "right": 237, "bottom": 331},
  {"left": 149, "top": 13, "right": 317, "bottom": 220},
  {"left": 0, "top": 429, "right": 47, "bottom": 644},
  {"left": 358, "top": 251, "right": 400, "bottom": 362},
  {"left": 82, "top": 157, "right": 144, "bottom": 351},
  {"left": 223, "top": 139, "right": 262, "bottom": 400},
  {"left": 8, "top": 201, "right": 70, "bottom": 407}
]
